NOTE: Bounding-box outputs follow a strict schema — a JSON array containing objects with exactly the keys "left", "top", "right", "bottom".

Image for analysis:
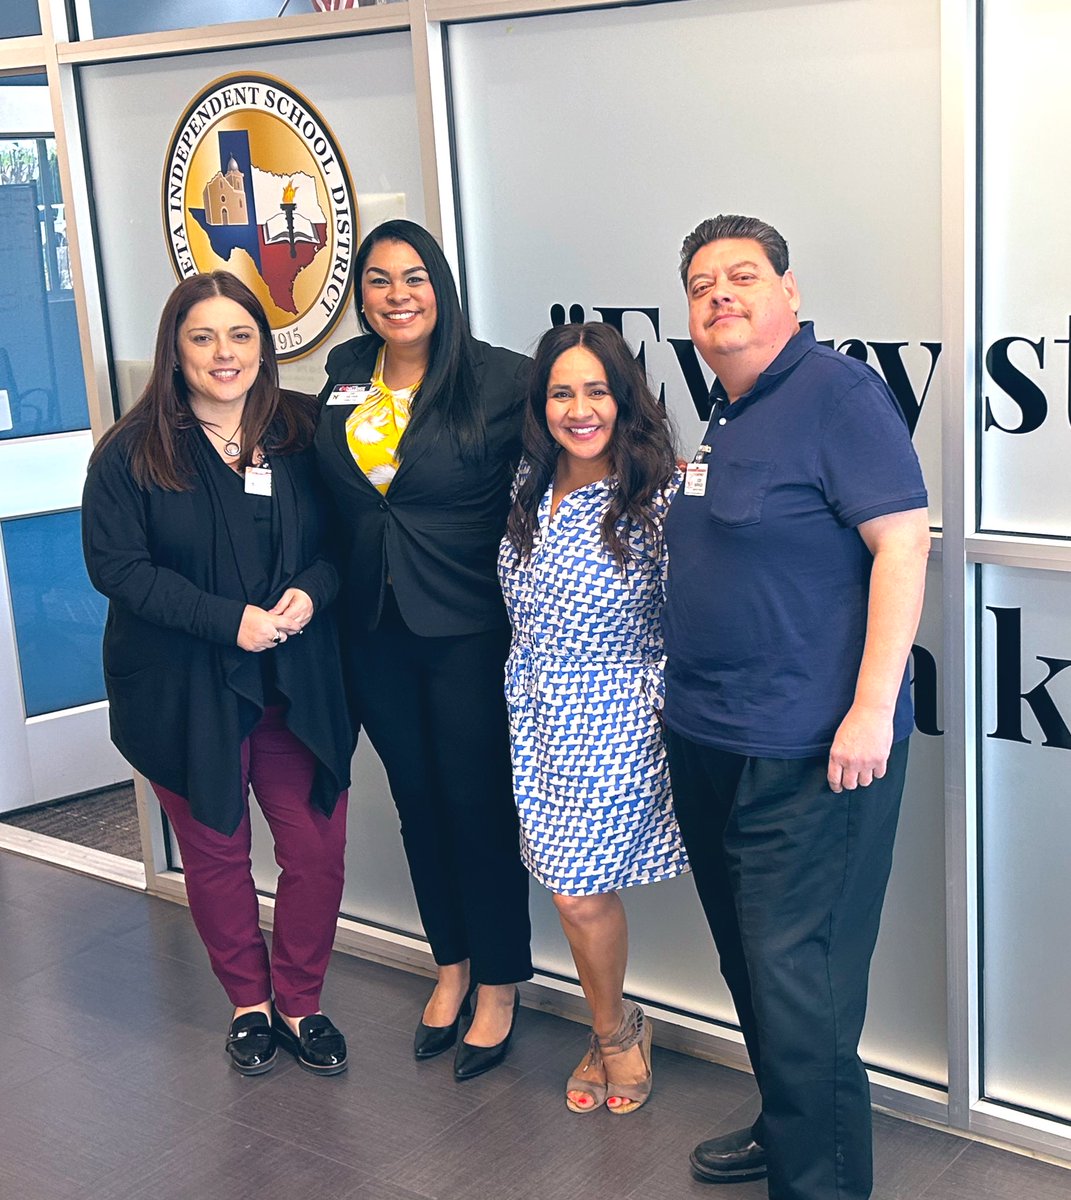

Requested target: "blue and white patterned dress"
[{"left": 498, "top": 474, "right": 688, "bottom": 896}]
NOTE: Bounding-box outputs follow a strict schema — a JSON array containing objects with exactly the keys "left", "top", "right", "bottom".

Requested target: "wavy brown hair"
[
  {"left": 90, "top": 271, "right": 315, "bottom": 490},
  {"left": 505, "top": 322, "right": 675, "bottom": 570}
]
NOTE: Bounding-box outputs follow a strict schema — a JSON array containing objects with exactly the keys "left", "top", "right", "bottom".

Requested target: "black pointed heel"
[
  {"left": 414, "top": 977, "right": 478, "bottom": 1060},
  {"left": 453, "top": 988, "right": 519, "bottom": 1081}
]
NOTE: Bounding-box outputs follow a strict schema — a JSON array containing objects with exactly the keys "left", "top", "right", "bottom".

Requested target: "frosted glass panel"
[
  {"left": 449, "top": 0, "right": 941, "bottom": 523},
  {"left": 447, "top": 0, "right": 945, "bottom": 1083},
  {"left": 980, "top": 565, "right": 1071, "bottom": 1120},
  {"left": 980, "top": 1, "right": 1071, "bottom": 537},
  {"left": 79, "top": 33, "right": 423, "bottom": 400},
  {"left": 87, "top": 36, "right": 431, "bottom": 930},
  {"left": 862, "top": 555, "right": 946, "bottom": 1083}
]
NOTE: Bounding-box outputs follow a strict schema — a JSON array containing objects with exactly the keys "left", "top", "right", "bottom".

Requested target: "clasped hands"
[{"left": 237, "top": 588, "right": 314, "bottom": 653}]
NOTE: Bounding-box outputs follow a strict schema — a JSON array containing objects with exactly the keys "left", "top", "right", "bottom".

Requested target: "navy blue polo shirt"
[{"left": 662, "top": 322, "right": 928, "bottom": 758}]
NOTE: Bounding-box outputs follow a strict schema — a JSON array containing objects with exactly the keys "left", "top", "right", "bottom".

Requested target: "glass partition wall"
[
  {"left": 973, "top": 0, "right": 1071, "bottom": 1142},
  {"left": 4, "top": 0, "right": 1069, "bottom": 1160},
  {"left": 447, "top": 0, "right": 948, "bottom": 1088},
  {"left": 0, "top": 62, "right": 126, "bottom": 817}
]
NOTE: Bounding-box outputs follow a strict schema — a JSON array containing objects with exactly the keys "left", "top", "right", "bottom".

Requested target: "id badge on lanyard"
[
  {"left": 684, "top": 444, "right": 711, "bottom": 497},
  {"left": 245, "top": 465, "right": 272, "bottom": 496},
  {"left": 326, "top": 383, "right": 373, "bottom": 406}
]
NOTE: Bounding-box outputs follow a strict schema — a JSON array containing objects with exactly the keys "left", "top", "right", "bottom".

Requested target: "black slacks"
[
  {"left": 346, "top": 594, "right": 532, "bottom": 985},
  {"left": 666, "top": 730, "right": 909, "bottom": 1200}
]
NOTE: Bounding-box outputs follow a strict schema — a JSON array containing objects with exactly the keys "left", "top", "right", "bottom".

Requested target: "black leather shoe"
[
  {"left": 271, "top": 1008, "right": 347, "bottom": 1075},
  {"left": 225, "top": 1012, "right": 277, "bottom": 1076},
  {"left": 453, "top": 988, "right": 519, "bottom": 1081},
  {"left": 414, "top": 980, "right": 477, "bottom": 1060},
  {"left": 690, "top": 1126, "right": 767, "bottom": 1184}
]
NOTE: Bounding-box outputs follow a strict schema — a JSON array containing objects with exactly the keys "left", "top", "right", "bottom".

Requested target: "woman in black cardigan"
[
  {"left": 315, "top": 220, "right": 532, "bottom": 1079},
  {"left": 83, "top": 272, "right": 353, "bottom": 1077}
]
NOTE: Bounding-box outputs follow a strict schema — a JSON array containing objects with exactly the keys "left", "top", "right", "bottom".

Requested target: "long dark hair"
[
  {"left": 506, "top": 323, "right": 676, "bottom": 569},
  {"left": 353, "top": 219, "right": 482, "bottom": 459},
  {"left": 90, "top": 271, "right": 314, "bottom": 491}
]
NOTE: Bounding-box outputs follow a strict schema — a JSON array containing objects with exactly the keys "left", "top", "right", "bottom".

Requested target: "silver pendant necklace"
[{"left": 199, "top": 419, "right": 242, "bottom": 457}]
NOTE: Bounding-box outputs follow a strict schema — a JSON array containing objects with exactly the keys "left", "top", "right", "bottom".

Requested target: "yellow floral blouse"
[{"left": 344, "top": 346, "right": 421, "bottom": 494}]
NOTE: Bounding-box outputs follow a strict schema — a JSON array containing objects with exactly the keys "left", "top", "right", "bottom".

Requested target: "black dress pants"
[
  {"left": 666, "top": 730, "right": 909, "bottom": 1200},
  {"left": 346, "top": 595, "right": 532, "bottom": 985}
]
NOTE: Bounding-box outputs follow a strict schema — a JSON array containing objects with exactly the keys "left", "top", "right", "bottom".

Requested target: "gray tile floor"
[{"left": 1, "top": 848, "right": 1068, "bottom": 1200}]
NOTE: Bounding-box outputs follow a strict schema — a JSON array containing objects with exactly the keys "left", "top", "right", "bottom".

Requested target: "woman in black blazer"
[
  {"left": 83, "top": 272, "right": 352, "bottom": 1077},
  {"left": 315, "top": 220, "right": 532, "bottom": 1079}
]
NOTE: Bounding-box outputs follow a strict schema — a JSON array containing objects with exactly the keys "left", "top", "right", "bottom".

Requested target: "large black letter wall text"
[
  {"left": 549, "top": 302, "right": 1071, "bottom": 435},
  {"left": 984, "top": 337, "right": 1047, "bottom": 434},
  {"left": 910, "top": 645, "right": 942, "bottom": 737},
  {"left": 987, "top": 607, "right": 1071, "bottom": 749}
]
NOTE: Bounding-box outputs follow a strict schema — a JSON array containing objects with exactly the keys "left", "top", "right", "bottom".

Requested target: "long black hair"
[
  {"left": 89, "top": 271, "right": 312, "bottom": 491},
  {"left": 505, "top": 322, "right": 676, "bottom": 569},
  {"left": 353, "top": 219, "right": 482, "bottom": 459}
]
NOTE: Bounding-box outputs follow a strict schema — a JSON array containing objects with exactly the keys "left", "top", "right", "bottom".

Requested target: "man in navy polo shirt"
[{"left": 663, "top": 214, "right": 929, "bottom": 1200}]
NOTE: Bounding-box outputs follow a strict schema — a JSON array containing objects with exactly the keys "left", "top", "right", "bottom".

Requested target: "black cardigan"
[
  {"left": 314, "top": 335, "right": 530, "bottom": 637},
  {"left": 82, "top": 415, "right": 353, "bottom": 835}
]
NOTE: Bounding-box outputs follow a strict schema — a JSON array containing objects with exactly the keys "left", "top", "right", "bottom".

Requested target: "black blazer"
[
  {"left": 82, "top": 413, "right": 353, "bottom": 835},
  {"left": 314, "top": 335, "right": 530, "bottom": 637}
]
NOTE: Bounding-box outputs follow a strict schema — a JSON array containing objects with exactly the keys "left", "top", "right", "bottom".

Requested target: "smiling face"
[
  {"left": 686, "top": 237, "right": 800, "bottom": 381},
  {"left": 545, "top": 344, "right": 618, "bottom": 479},
  {"left": 176, "top": 295, "right": 261, "bottom": 412},
  {"left": 360, "top": 238, "right": 439, "bottom": 360}
]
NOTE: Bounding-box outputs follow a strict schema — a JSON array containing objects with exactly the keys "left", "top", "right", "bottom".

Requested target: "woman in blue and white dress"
[{"left": 499, "top": 322, "right": 688, "bottom": 1115}]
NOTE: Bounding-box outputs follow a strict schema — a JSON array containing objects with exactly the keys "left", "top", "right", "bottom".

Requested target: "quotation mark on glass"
[{"left": 549, "top": 304, "right": 587, "bottom": 326}]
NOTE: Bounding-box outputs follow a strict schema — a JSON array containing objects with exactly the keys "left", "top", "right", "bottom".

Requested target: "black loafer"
[
  {"left": 272, "top": 1009, "right": 347, "bottom": 1075},
  {"left": 414, "top": 980, "right": 477, "bottom": 1060},
  {"left": 690, "top": 1126, "right": 767, "bottom": 1184},
  {"left": 225, "top": 1012, "right": 277, "bottom": 1076},
  {"left": 453, "top": 989, "right": 519, "bottom": 1081}
]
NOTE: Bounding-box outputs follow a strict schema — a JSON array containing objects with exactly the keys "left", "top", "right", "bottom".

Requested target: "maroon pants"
[{"left": 152, "top": 706, "right": 348, "bottom": 1016}]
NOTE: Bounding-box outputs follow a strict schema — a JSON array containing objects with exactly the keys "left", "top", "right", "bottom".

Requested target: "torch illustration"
[{"left": 280, "top": 180, "right": 298, "bottom": 258}]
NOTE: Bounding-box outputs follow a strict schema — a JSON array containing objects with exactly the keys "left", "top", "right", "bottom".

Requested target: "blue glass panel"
[
  {"left": 0, "top": 138, "right": 90, "bottom": 440},
  {"left": 86, "top": 0, "right": 319, "bottom": 39},
  {"left": 0, "top": 0, "right": 41, "bottom": 38},
  {"left": 3, "top": 509, "right": 107, "bottom": 717}
]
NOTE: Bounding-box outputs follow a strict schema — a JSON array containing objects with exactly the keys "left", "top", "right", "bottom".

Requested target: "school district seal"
[{"left": 163, "top": 73, "right": 357, "bottom": 361}]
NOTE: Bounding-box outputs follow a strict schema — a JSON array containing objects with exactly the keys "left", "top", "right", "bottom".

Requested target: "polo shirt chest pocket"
[{"left": 707, "top": 459, "right": 773, "bottom": 527}]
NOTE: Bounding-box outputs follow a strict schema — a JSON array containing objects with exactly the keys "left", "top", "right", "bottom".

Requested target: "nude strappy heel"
[
  {"left": 565, "top": 1031, "right": 608, "bottom": 1114},
  {"left": 601, "top": 1001, "right": 654, "bottom": 1115}
]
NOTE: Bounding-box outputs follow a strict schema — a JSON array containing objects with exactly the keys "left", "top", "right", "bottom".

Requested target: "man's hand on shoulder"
[{"left": 827, "top": 704, "right": 894, "bottom": 793}]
